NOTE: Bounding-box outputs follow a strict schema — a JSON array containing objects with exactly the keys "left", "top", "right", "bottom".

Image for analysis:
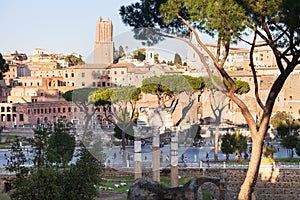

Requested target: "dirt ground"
[{"left": 95, "top": 192, "right": 127, "bottom": 200}]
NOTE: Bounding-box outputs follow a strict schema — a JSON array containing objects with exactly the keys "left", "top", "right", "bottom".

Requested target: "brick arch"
[{"left": 182, "top": 175, "right": 227, "bottom": 200}]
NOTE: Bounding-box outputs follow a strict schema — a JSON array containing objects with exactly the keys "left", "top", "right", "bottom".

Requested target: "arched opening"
[{"left": 197, "top": 182, "right": 220, "bottom": 200}]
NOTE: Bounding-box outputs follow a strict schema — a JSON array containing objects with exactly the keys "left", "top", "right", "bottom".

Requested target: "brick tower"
[{"left": 94, "top": 17, "right": 113, "bottom": 64}]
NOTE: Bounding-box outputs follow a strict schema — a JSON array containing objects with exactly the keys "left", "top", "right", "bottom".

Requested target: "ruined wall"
[{"left": 102, "top": 167, "right": 300, "bottom": 200}]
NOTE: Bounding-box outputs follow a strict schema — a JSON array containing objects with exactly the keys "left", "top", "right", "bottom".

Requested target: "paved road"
[
  {"left": 103, "top": 142, "right": 300, "bottom": 167},
  {"left": 0, "top": 142, "right": 298, "bottom": 169}
]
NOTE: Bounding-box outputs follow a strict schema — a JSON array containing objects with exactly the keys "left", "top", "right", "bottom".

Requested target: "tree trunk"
[
  {"left": 238, "top": 127, "right": 265, "bottom": 199},
  {"left": 214, "top": 125, "right": 219, "bottom": 161},
  {"left": 121, "top": 130, "right": 127, "bottom": 166}
]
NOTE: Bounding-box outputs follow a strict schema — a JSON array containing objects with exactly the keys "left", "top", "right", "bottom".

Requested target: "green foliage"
[
  {"left": 92, "top": 88, "right": 114, "bottom": 106},
  {"left": 281, "top": 135, "right": 299, "bottom": 151},
  {"left": 225, "top": 79, "right": 250, "bottom": 95},
  {"left": 173, "top": 53, "right": 182, "bottom": 66},
  {"left": 183, "top": 75, "right": 205, "bottom": 92},
  {"left": 111, "top": 86, "right": 142, "bottom": 103},
  {"left": 234, "top": 131, "right": 248, "bottom": 154},
  {"left": 296, "top": 141, "right": 300, "bottom": 157},
  {"left": 270, "top": 111, "right": 292, "bottom": 129},
  {"left": 221, "top": 133, "right": 235, "bottom": 155},
  {"left": 142, "top": 75, "right": 195, "bottom": 95},
  {"left": 118, "top": 45, "right": 126, "bottom": 58},
  {"left": 132, "top": 48, "right": 146, "bottom": 61},
  {"left": 64, "top": 55, "right": 84, "bottom": 66},
  {"left": 7, "top": 119, "right": 103, "bottom": 200},
  {"left": 63, "top": 88, "right": 96, "bottom": 103},
  {"left": 221, "top": 131, "right": 247, "bottom": 156},
  {"left": 270, "top": 111, "right": 299, "bottom": 138},
  {"left": 0, "top": 53, "right": 9, "bottom": 80},
  {"left": 188, "top": 124, "right": 201, "bottom": 140},
  {"left": 47, "top": 121, "right": 76, "bottom": 167},
  {"left": 262, "top": 145, "right": 277, "bottom": 159}
]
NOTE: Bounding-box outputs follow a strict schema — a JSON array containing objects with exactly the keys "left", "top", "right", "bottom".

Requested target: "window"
[
  {"left": 34, "top": 109, "right": 36, "bottom": 114},
  {"left": 1, "top": 107, "right": 4, "bottom": 112},
  {"left": 92, "top": 82, "right": 96, "bottom": 87},
  {"left": 53, "top": 108, "right": 56, "bottom": 113},
  {"left": 45, "top": 108, "right": 47, "bottom": 113},
  {"left": 41, "top": 109, "right": 43, "bottom": 114},
  {"left": 121, "top": 71, "right": 124, "bottom": 74},
  {"left": 28, "top": 109, "right": 30, "bottom": 114},
  {"left": 74, "top": 107, "right": 77, "bottom": 112},
  {"left": 41, "top": 93, "right": 44, "bottom": 96},
  {"left": 82, "top": 82, "right": 85, "bottom": 87},
  {"left": 7, "top": 114, "right": 11, "bottom": 122},
  {"left": 102, "top": 82, "right": 106, "bottom": 87},
  {"left": 19, "top": 114, "right": 24, "bottom": 121},
  {"left": 114, "top": 71, "right": 117, "bottom": 75},
  {"left": 37, "top": 82, "right": 40, "bottom": 86},
  {"left": 6, "top": 107, "right": 11, "bottom": 112},
  {"left": 62, "top": 108, "right": 66, "bottom": 113},
  {"left": 68, "top": 107, "right": 71, "bottom": 112},
  {"left": 81, "top": 72, "right": 85, "bottom": 77},
  {"left": 71, "top": 73, "right": 74, "bottom": 77},
  {"left": 58, "top": 108, "right": 61, "bottom": 113},
  {"left": 107, "top": 82, "right": 110, "bottom": 87},
  {"left": 65, "top": 73, "right": 68, "bottom": 78}
]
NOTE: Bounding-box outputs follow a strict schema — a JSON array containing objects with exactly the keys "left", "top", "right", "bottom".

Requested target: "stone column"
[
  {"left": 219, "top": 173, "right": 227, "bottom": 200},
  {"left": 170, "top": 126, "right": 179, "bottom": 187},
  {"left": 152, "top": 127, "right": 160, "bottom": 182},
  {"left": 133, "top": 127, "right": 142, "bottom": 179}
]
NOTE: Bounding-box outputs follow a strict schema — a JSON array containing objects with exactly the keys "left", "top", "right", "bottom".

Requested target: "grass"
[
  {"left": 99, "top": 175, "right": 194, "bottom": 193},
  {"left": 99, "top": 181, "right": 131, "bottom": 193},
  {"left": 274, "top": 158, "right": 300, "bottom": 163},
  {"left": 0, "top": 194, "right": 11, "bottom": 200}
]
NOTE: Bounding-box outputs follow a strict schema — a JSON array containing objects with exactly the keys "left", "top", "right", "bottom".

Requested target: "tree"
[
  {"left": 92, "top": 86, "right": 141, "bottom": 164},
  {"left": 119, "top": 45, "right": 126, "bottom": 58},
  {"left": 262, "top": 145, "right": 277, "bottom": 159},
  {"left": 47, "top": 118, "right": 76, "bottom": 167},
  {"left": 6, "top": 118, "right": 103, "bottom": 200},
  {"left": 64, "top": 55, "right": 84, "bottom": 66},
  {"left": 141, "top": 75, "right": 205, "bottom": 126},
  {"left": 221, "top": 131, "right": 247, "bottom": 160},
  {"left": 296, "top": 141, "right": 300, "bottom": 157},
  {"left": 220, "top": 133, "right": 235, "bottom": 160},
  {"left": 132, "top": 48, "right": 146, "bottom": 61},
  {"left": 271, "top": 111, "right": 300, "bottom": 138},
  {"left": 62, "top": 88, "right": 97, "bottom": 130},
  {"left": 173, "top": 53, "right": 182, "bottom": 66},
  {"left": 281, "top": 135, "right": 299, "bottom": 158},
  {"left": 0, "top": 53, "right": 9, "bottom": 80},
  {"left": 120, "top": 0, "right": 300, "bottom": 198}
]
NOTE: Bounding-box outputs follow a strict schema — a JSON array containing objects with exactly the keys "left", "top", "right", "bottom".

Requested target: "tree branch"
[{"left": 249, "top": 31, "right": 266, "bottom": 111}]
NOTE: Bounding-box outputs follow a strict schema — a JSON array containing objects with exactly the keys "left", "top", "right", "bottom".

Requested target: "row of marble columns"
[{"left": 134, "top": 126, "right": 179, "bottom": 187}]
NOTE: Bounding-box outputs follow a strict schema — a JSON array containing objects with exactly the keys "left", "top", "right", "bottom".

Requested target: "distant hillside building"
[{"left": 94, "top": 17, "right": 113, "bottom": 65}]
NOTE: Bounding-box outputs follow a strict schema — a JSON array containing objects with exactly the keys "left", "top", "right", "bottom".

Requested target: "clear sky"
[{"left": 0, "top": 0, "right": 139, "bottom": 56}]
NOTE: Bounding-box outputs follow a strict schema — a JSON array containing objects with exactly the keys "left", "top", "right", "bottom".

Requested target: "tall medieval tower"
[{"left": 94, "top": 17, "right": 113, "bottom": 64}]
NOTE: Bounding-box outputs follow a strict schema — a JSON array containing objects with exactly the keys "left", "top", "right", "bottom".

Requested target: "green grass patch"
[
  {"left": 1, "top": 135, "right": 18, "bottom": 140},
  {"left": 99, "top": 181, "right": 130, "bottom": 193},
  {"left": 274, "top": 158, "right": 300, "bottom": 163},
  {"left": 225, "top": 160, "right": 249, "bottom": 164},
  {"left": 0, "top": 194, "right": 11, "bottom": 200},
  {"left": 202, "top": 190, "right": 210, "bottom": 200},
  {"left": 103, "top": 176, "right": 134, "bottom": 181},
  {"left": 0, "top": 143, "right": 11, "bottom": 148}
]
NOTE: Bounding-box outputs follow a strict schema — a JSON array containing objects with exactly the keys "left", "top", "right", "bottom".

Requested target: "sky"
[{"left": 0, "top": 0, "right": 140, "bottom": 56}]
